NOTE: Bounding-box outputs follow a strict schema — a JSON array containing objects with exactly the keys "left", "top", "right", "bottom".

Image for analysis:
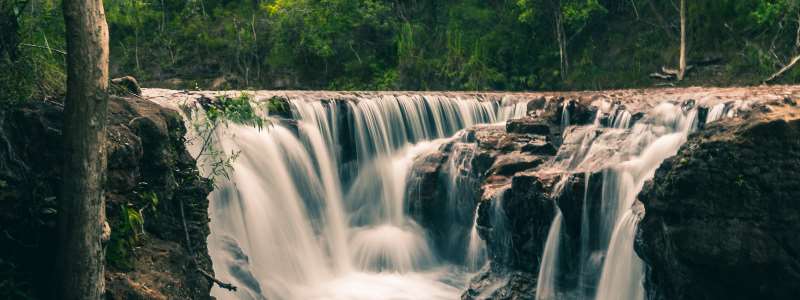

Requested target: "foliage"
[
  {"left": 207, "top": 93, "right": 265, "bottom": 129},
  {"left": 0, "top": 0, "right": 65, "bottom": 106},
  {"left": 189, "top": 92, "right": 266, "bottom": 185},
  {"left": 107, "top": 204, "right": 146, "bottom": 270},
  {"left": 266, "top": 96, "right": 290, "bottom": 115},
  {"left": 3, "top": 0, "right": 800, "bottom": 99},
  {"left": 106, "top": 184, "right": 159, "bottom": 270}
]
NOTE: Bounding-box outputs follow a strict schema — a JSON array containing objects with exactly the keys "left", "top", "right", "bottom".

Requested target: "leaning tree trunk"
[
  {"left": 677, "top": 0, "right": 687, "bottom": 80},
  {"left": 57, "top": 0, "right": 110, "bottom": 299}
]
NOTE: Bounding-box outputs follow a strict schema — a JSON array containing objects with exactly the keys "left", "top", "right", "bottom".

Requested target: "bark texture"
[
  {"left": 57, "top": 0, "right": 110, "bottom": 299},
  {"left": 677, "top": 0, "right": 687, "bottom": 81}
]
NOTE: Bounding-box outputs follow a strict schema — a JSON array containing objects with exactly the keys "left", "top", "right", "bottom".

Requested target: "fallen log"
[
  {"left": 650, "top": 72, "right": 674, "bottom": 80},
  {"left": 652, "top": 65, "right": 695, "bottom": 81}
]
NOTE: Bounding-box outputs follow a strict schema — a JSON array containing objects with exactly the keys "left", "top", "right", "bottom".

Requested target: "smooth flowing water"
[
  {"left": 534, "top": 98, "right": 748, "bottom": 300},
  {"left": 141, "top": 89, "right": 765, "bottom": 300},
  {"left": 186, "top": 95, "right": 530, "bottom": 300}
]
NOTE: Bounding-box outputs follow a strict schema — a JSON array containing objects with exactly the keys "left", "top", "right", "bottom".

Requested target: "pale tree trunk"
[
  {"left": 677, "top": 0, "right": 687, "bottom": 80},
  {"left": 553, "top": 0, "right": 568, "bottom": 81},
  {"left": 57, "top": 0, "right": 110, "bottom": 298}
]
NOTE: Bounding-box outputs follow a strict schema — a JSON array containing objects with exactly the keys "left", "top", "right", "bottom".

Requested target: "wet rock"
[
  {"left": 489, "top": 154, "right": 544, "bottom": 176},
  {"left": 462, "top": 265, "right": 536, "bottom": 300},
  {"left": 479, "top": 171, "right": 558, "bottom": 272},
  {"left": 112, "top": 76, "right": 143, "bottom": 96},
  {"left": 566, "top": 99, "right": 598, "bottom": 126},
  {"left": 520, "top": 138, "right": 557, "bottom": 156},
  {"left": 527, "top": 97, "right": 547, "bottom": 112},
  {"left": 506, "top": 117, "right": 550, "bottom": 135},
  {"left": 636, "top": 102, "right": 800, "bottom": 300}
]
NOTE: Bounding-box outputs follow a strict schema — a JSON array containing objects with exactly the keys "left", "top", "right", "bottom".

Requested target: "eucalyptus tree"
[{"left": 57, "top": 0, "right": 110, "bottom": 298}]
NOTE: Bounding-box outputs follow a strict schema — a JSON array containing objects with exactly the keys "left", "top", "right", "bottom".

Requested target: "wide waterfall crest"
[{"left": 165, "top": 93, "right": 531, "bottom": 300}]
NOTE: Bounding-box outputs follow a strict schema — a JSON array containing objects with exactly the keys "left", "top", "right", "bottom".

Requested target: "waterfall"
[
  {"left": 612, "top": 109, "right": 632, "bottom": 129},
  {"left": 208, "top": 125, "right": 337, "bottom": 299},
  {"left": 536, "top": 211, "right": 562, "bottom": 300},
  {"left": 594, "top": 210, "right": 644, "bottom": 300},
  {"left": 498, "top": 96, "right": 530, "bottom": 121},
  {"left": 167, "top": 93, "right": 533, "bottom": 300},
  {"left": 537, "top": 100, "right": 702, "bottom": 300},
  {"left": 141, "top": 88, "right": 760, "bottom": 300},
  {"left": 466, "top": 204, "right": 487, "bottom": 271},
  {"left": 347, "top": 141, "right": 441, "bottom": 272}
]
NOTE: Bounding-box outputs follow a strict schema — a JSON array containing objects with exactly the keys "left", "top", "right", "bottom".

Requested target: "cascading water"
[
  {"left": 465, "top": 204, "right": 487, "bottom": 271},
  {"left": 142, "top": 88, "right": 770, "bottom": 300},
  {"left": 536, "top": 99, "right": 715, "bottom": 300},
  {"left": 172, "top": 94, "right": 531, "bottom": 300},
  {"left": 536, "top": 211, "right": 562, "bottom": 300}
]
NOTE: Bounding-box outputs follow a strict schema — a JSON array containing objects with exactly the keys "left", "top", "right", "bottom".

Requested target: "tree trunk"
[
  {"left": 553, "top": 0, "right": 568, "bottom": 81},
  {"left": 57, "top": 0, "right": 110, "bottom": 298},
  {"left": 677, "top": 0, "right": 687, "bottom": 81}
]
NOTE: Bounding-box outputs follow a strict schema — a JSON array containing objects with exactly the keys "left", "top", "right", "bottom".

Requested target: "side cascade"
[{"left": 534, "top": 97, "right": 751, "bottom": 300}]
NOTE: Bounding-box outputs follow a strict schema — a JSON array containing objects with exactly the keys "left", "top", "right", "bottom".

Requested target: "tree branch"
[
  {"left": 764, "top": 54, "right": 800, "bottom": 84},
  {"left": 179, "top": 191, "right": 238, "bottom": 292},
  {"left": 20, "top": 43, "right": 66, "bottom": 55},
  {"left": 197, "top": 267, "right": 237, "bottom": 291}
]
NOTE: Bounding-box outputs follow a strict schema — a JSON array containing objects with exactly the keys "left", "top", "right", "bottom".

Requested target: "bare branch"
[
  {"left": 20, "top": 43, "right": 66, "bottom": 55},
  {"left": 764, "top": 55, "right": 800, "bottom": 84}
]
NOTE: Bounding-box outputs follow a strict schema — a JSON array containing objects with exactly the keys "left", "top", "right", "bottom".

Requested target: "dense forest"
[
  {"left": 1, "top": 1, "right": 800, "bottom": 299},
  {"left": 2, "top": 0, "right": 799, "bottom": 100}
]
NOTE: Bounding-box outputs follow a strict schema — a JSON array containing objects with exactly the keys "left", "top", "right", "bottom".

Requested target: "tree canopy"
[{"left": 2, "top": 0, "right": 799, "bottom": 99}]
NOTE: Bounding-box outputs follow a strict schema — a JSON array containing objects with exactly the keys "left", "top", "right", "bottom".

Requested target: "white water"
[
  {"left": 194, "top": 95, "right": 529, "bottom": 300},
  {"left": 536, "top": 99, "right": 705, "bottom": 300},
  {"left": 536, "top": 211, "right": 562, "bottom": 300},
  {"left": 466, "top": 204, "right": 487, "bottom": 271},
  {"left": 594, "top": 210, "right": 644, "bottom": 300},
  {"left": 141, "top": 89, "right": 763, "bottom": 300}
]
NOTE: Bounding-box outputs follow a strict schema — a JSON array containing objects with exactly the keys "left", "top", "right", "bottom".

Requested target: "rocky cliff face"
[
  {"left": 0, "top": 96, "right": 213, "bottom": 299},
  {"left": 636, "top": 98, "right": 800, "bottom": 300},
  {"left": 460, "top": 99, "right": 601, "bottom": 300},
  {"left": 402, "top": 86, "right": 800, "bottom": 300},
  {"left": 133, "top": 86, "right": 800, "bottom": 300},
  {"left": 403, "top": 96, "right": 596, "bottom": 299}
]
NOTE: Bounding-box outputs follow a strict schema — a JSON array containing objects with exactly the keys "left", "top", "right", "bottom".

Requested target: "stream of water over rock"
[
  {"left": 145, "top": 90, "right": 751, "bottom": 300},
  {"left": 197, "top": 95, "right": 528, "bottom": 300}
]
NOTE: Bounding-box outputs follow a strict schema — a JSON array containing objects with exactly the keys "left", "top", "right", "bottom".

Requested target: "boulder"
[
  {"left": 0, "top": 96, "right": 213, "bottom": 299},
  {"left": 112, "top": 76, "right": 143, "bottom": 96},
  {"left": 636, "top": 101, "right": 800, "bottom": 300}
]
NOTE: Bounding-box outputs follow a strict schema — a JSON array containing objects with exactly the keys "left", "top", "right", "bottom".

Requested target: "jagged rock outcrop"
[
  {"left": 0, "top": 96, "right": 213, "bottom": 299},
  {"left": 636, "top": 99, "right": 800, "bottom": 300},
  {"left": 111, "top": 76, "right": 143, "bottom": 96},
  {"left": 407, "top": 97, "right": 581, "bottom": 266},
  {"left": 401, "top": 96, "right": 601, "bottom": 299}
]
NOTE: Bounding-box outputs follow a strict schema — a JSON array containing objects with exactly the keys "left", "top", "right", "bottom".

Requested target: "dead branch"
[
  {"left": 197, "top": 267, "right": 237, "bottom": 291},
  {"left": 651, "top": 65, "right": 694, "bottom": 81},
  {"left": 20, "top": 43, "right": 67, "bottom": 55},
  {"left": 650, "top": 72, "right": 674, "bottom": 80},
  {"left": 764, "top": 54, "right": 800, "bottom": 83},
  {"left": 662, "top": 66, "right": 680, "bottom": 77},
  {"left": 179, "top": 194, "right": 238, "bottom": 292}
]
